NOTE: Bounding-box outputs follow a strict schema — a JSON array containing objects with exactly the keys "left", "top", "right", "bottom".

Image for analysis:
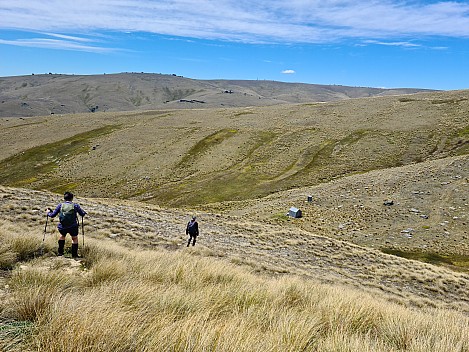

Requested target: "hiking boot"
[
  {"left": 71, "top": 243, "right": 79, "bottom": 258},
  {"left": 58, "top": 240, "right": 65, "bottom": 256}
]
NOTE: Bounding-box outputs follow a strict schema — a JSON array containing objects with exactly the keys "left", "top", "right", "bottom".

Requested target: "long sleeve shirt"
[
  {"left": 47, "top": 201, "right": 87, "bottom": 230},
  {"left": 186, "top": 220, "right": 199, "bottom": 236}
]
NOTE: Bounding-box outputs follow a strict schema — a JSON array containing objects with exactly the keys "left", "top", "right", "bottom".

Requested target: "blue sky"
[{"left": 1, "top": 0, "right": 469, "bottom": 90}]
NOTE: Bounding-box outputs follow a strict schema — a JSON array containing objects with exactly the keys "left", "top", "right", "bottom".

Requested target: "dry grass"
[
  {"left": 213, "top": 153, "right": 469, "bottom": 259},
  {"left": 1, "top": 221, "right": 469, "bottom": 351},
  {"left": 1, "top": 185, "right": 469, "bottom": 317},
  {"left": 0, "top": 88, "right": 469, "bottom": 349},
  {"left": 1, "top": 89, "right": 468, "bottom": 208},
  {"left": 0, "top": 90, "right": 467, "bottom": 267}
]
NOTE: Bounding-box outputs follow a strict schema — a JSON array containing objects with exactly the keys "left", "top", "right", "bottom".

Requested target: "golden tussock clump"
[{"left": 1, "top": 220, "right": 469, "bottom": 351}]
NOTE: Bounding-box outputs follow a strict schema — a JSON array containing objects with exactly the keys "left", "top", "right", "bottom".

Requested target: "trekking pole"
[
  {"left": 43, "top": 215, "right": 49, "bottom": 243},
  {"left": 41, "top": 209, "right": 50, "bottom": 255},
  {"left": 81, "top": 215, "right": 85, "bottom": 248}
]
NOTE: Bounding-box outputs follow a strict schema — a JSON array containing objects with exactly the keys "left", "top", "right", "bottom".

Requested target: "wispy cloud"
[
  {"left": 1, "top": 1, "right": 469, "bottom": 46},
  {"left": 282, "top": 69, "right": 295, "bottom": 74},
  {"left": 41, "top": 33, "right": 96, "bottom": 42},
  {"left": 0, "top": 32, "right": 117, "bottom": 53},
  {"left": 362, "top": 40, "right": 452, "bottom": 50},
  {"left": 362, "top": 40, "right": 421, "bottom": 48}
]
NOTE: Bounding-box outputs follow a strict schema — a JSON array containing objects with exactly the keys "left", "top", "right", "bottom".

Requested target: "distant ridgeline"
[{"left": 0, "top": 73, "right": 433, "bottom": 118}]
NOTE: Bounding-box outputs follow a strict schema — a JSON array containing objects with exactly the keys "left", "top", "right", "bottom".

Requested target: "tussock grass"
[
  {"left": 1, "top": 223, "right": 469, "bottom": 351},
  {"left": 0, "top": 222, "right": 53, "bottom": 269},
  {"left": 2, "top": 184, "right": 469, "bottom": 317}
]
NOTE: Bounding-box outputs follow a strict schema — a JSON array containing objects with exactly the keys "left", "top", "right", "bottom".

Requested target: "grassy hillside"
[
  {"left": 0, "top": 90, "right": 467, "bottom": 208},
  {"left": 1, "top": 185, "right": 468, "bottom": 314},
  {"left": 1, "top": 191, "right": 469, "bottom": 351},
  {"left": 0, "top": 73, "right": 432, "bottom": 117},
  {"left": 206, "top": 154, "right": 469, "bottom": 261},
  {"left": 0, "top": 89, "right": 468, "bottom": 266},
  {"left": 1, "top": 85, "right": 469, "bottom": 350}
]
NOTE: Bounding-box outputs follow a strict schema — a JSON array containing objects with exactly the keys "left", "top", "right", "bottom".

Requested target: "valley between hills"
[{"left": 1, "top": 76, "right": 469, "bottom": 350}]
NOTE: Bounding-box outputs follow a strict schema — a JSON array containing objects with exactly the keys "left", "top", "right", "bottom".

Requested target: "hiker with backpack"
[
  {"left": 46, "top": 192, "right": 87, "bottom": 258},
  {"left": 186, "top": 216, "right": 199, "bottom": 247}
]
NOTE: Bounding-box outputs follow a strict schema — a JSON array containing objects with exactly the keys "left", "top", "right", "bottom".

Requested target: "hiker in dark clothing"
[
  {"left": 186, "top": 216, "right": 199, "bottom": 247},
  {"left": 46, "top": 192, "right": 86, "bottom": 258}
]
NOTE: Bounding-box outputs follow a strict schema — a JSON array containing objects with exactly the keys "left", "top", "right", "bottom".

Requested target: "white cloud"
[
  {"left": 0, "top": 34, "right": 116, "bottom": 53},
  {"left": 42, "top": 33, "right": 95, "bottom": 42},
  {"left": 363, "top": 40, "right": 451, "bottom": 50},
  {"left": 363, "top": 40, "right": 421, "bottom": 48},
  {"left": 1, "top": 1, "right": 469, "bottom": 46},
  {"left": 282, "top": 70, "right": 296, "bottom": 74}
]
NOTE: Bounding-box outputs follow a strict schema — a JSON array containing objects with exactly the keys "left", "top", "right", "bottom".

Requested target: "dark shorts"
[{"left": 59, "top": 226, "right": 79, "bottom": 237}]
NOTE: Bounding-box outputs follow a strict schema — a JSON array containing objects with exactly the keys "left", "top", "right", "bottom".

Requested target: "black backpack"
[{"left": 187, "top": 221, "right": 198, "bottom": 235}]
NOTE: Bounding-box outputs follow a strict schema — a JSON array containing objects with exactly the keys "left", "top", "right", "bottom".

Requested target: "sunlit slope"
[
  {"left": 0, "top": 73, "right": 431, "bottom": 117},
  {"left": 2, "top": 216, "right": 468, "bottom": 351},
  {"left": 1, "top": 90, "right": 468, "bottom": 207},
  {"left": 1, "top": 185, "right": 469, "bottom": 315},
  {"left": 205, "top": 154, "right": 469, "bottom": 261}
]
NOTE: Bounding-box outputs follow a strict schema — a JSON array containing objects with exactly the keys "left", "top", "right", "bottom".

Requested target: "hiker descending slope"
[
  {"left": 186, "top": 216, "right": 199, "bottom": 247},
  {"left": 46, "top": 192, "right": 87, "bottom": 258}
]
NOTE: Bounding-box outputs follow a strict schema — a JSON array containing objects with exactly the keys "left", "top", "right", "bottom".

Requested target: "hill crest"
[{"left": 0, "top": 73, "right": 434, "bottom": 117}]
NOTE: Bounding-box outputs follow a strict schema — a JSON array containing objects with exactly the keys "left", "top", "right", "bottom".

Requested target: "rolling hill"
[
  {"left": 1, "top": 88, "right": 467, "bottom": 208},
  {"left": 0, "top": 73, "right": 432, "bottom": 117},
  {"left": 0, "top": 86, "right": 468, "bottom": 265},
  {"left": 1, "top": 74, "right": 469, "bottom": 350}
]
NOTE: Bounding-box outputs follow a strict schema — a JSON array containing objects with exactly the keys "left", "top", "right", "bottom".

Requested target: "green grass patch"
[
  {"left": 284, "top": 131, "right": 368, "bottom": 183},
  {"left": 0, "top": 125, "right": 119, "bottom": 187},
  {"left": 443, "top": 125, "right": 469, "bottom": 156},
  {"left": 457, "top": 125, "right": 469, "bottom": 138},
  {"left": 270, "top": 212, "right": 290, "bottom": 222},
  {"left": 152, "top": 131, "right": 278, "bottom": 205},
  {"left": 178, "top": 129, "right": 238, "bottom": 166},
  {"left": 0, "top": 320, "right": 34, "bottom": 350},
  {"left": 43, "top": 181, "right": 80, "bottom": 194},
  {"left": 154, "top": 167, "right": 269, "bottom": 206},
  {"left": 281, "top": 141, "right": 333, "bottom": 180},
  {"left": 381, "top": 248, "right": 469, "bottom": 272}
]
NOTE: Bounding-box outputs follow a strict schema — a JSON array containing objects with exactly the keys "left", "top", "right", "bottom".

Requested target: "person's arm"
[
  {"left": 75, "top": 204, "right": 87, "bottom": 217},
  {"left": 195, "top": 222, "right": 199, "bottom": 236},
  {"left": 47, "top": 204, "right": 61, "bottom": 218}
]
